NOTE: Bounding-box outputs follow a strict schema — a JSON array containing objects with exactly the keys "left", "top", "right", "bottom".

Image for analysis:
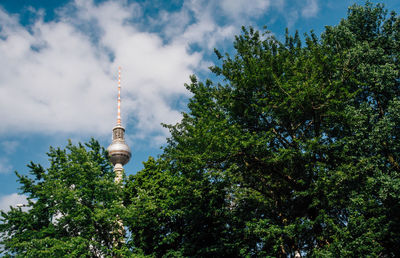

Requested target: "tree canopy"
[
  {"left": 0, "top": 140, "right": 129, "bottom": 257},
  {"left": 1, "top": 2, "right": 400, "bottom": 257},
  {"left": 124, "top": 2, "right": 400, "bottom": 257}
]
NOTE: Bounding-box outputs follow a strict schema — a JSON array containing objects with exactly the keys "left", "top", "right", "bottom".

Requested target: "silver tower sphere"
[{"left": 107, "top": 124, "right": 131, "bottom": 166}]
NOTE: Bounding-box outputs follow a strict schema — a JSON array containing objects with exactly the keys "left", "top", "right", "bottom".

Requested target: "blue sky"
[{"left": 0, "top": 0, "right": 399, "bottom": 210}]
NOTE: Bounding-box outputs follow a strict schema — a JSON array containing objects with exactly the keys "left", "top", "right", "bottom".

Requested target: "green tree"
[
  {"left": 124, "top": 2, "right": 400, "bottom": 257},
  {"left": 0, "top": 139, "right": 129, "bottom": 257}
]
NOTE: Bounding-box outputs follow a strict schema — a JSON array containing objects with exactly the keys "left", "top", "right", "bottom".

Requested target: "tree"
[
  {"left": 0, "top": 139, "right": 129, "bottom": 257},
  {"left": 124, "top": 2, "right": 400, "bottom": 257}
]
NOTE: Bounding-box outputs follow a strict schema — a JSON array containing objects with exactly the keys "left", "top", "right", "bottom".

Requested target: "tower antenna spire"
[
  {"left": 117, "top": 66, "right": 121, "bottom": 125},
  {"left": 108, "top": 66, "right": 131, "bottom": 174}
]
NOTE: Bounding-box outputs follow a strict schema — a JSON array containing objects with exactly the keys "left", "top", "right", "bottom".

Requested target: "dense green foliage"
[
  {"left": 124, "top": 2, "right": 400, "bottom": 257},
  {"left": 0, "top": 140, "right": 129, "bottom": 257},
  {"left": 2, "top": 2, "right": 400, "bottom": 257}
]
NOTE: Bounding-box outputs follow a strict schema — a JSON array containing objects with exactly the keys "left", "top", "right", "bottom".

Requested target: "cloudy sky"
[{"left": 0, "top": 0, "right": 399, "bottom": 211}]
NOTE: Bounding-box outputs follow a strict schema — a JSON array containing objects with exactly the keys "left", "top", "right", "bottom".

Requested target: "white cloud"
[
  {"left": 219, "top": 0, "right": 272, "bottom": 21},
  {"left": 0, "top": 193, "right": 27, "bottom": 212},
  {"left": 1, "top": 140, "right": 19, "bottom": 154},
  {"left": 146, "top": 0, "right": 238, "bottom": 51},
  {"left": 177, "top": 4, "right": 236, "bottom": 50},
  {"left": 0, "top": 0, "right": 246, "bottom": 144},
  {"left": 0, "top": 0, "right": 312, "bottom": 145},
  {"left": 0, "top": 0, "right": 204, "bottom": 144},
  {"left": 0, "top": 7, "right": 115, "bottom": 136},
  {"left": 0, "top": 157, "right": 12, "bottom": 174},
  {"left": 69, "top": 0, "right": 206, "bottom": 140},
  {"left": 281, "top": 0, "right": 319, "bottom": 29},
  {"left": 302, "top": 0, "right": 319, "bottom": 18},
  {"left": 286, "top": 8, "right": 300, "bottom": 29}
]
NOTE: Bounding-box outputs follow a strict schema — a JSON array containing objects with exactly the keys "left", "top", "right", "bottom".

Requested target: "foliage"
[
  {"left": 124, "top": 2, "right": 400, "bottom": 257},
  {"left": 0, "top": 139, "right": 130, "bottom": 257}
]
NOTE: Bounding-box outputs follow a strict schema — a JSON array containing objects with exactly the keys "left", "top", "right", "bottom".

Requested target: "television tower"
[
  {"left": 107, "top": 67, "right": 130, "bottom": 251},
  {"left": 107, "top": 66, "right": 131, "bottom": 182}
]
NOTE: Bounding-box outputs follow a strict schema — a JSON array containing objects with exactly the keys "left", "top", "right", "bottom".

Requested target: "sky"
[{"left": 0, "top": 0, "right": 399, "bottom": 211}]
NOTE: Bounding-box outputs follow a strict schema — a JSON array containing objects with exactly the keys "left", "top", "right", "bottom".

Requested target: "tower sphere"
[{"left": 107, "top": 125, "right": 131, "bottom": 166}]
